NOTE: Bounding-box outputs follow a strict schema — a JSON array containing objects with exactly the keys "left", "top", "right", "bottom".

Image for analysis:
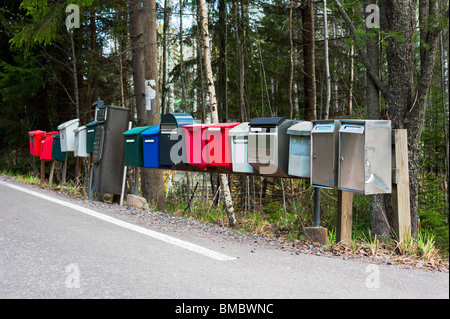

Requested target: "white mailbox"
[
  {"left": 228, "top": 122, "right": 256, "bottom": 174},
  {"left": 74, "top": 125, "right": 89, "bottom": 158},
  {"left": 57, "top": 118, "right": 79, "bottom": 152}
]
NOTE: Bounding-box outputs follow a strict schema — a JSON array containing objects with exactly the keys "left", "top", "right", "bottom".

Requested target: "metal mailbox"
[
  {"left": 74, "top": 126, "right": 90, "bottom": 158},
  {"left": 184, "top": 124, "right": 208, "bottom": 170},
  {"left": 91, "top": 105, "right": 130, "bottom": 196},
  {"left": 184, "top": 122, "right": 240, "bottom": 171},
  {"left": 51, "top": 134, "right": 66, "bottom": 162},
  {"left": 141, "top": 126, "right": 169, "bottom": 168},
  {"left": 28, "top": 130, "right": 46, "bottom": 156},
  {"left": 159, "top": 113, "right": 194, "bottom": 167},
  {"left": 311, "top": 120, "right": 340, "bottom": 189},
  {"left": 123, "top": 126, "right": 150, "bottom": 167},
  {"left": 39, "top": 131, "right": 59, "bottom": 160},
  {"left": 57, "top": 118, "right": 79, "bottom": 152},
  {"left": 228, "top": 122, "right": 256, "bottom": 174},
  {"left": 85, "top": 121, "right": 97, "bottom": 153},
  {"left": 247, "top": 117, "right": 297, "bottom": 177},
  {"left": 338, "top": 120, "right": 391, "bottom": 194},
  {"left": 287, "top": 121, "right": 312, "bottom": 178}
]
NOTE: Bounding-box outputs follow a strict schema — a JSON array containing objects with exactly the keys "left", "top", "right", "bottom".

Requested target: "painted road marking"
[{"left": 0, "top": 181, "right": 236, "bottom": 261}]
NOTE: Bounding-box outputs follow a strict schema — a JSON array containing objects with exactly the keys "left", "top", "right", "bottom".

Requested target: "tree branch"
[{"left": 332, "top": 0, "right": 388, "bottom": 97}]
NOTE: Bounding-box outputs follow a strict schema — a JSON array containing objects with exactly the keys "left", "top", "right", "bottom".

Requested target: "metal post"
[{"left": 313, "top": 187, "right": 321, "bottom": 227}]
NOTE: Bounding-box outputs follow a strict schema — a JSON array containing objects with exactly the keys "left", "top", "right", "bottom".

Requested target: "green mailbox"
[
  {"left": 85, "top": 121, "right": 97, "bottom": 153},
  {"left": 51, "top": 134, "right": 67, "bottom": 162},
  {"left": 123, "top": 126, "right": 150, "bottom": 167}
]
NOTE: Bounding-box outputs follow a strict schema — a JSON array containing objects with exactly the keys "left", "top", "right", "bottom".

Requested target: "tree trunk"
[
  {"left": 141, "top": 0, "right": 165, "bottom": 212},
  {"left": 301, "top": 0, "right": 316, "bottom": 121},
  {"left": 323, "top": 0, "right": 331, "bottom": 120},
  {"left": 198, "top": 0, "right": 237, "bottom": 227}
]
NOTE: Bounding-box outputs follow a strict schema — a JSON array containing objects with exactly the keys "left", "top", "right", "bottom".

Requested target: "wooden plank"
[
  {"left": 336, "top": 190, "right": 353, "bottom": 245},
  {"left": 48, "top": 160, "right": 56, "bottom": 187},
  {"left": 40, "top": 159, "right": 46, "bottom": 186},
  {"left": 391, "top": 129, "right": 411, "bottom": 241}
]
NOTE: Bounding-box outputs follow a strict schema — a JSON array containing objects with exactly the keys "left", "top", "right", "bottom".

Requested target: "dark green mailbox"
[
  {"left": 85, "top": 121, "right": 97, "bottom": 153},
  {"left": 123, "top": 126, "right": 150, "bottom": 167},
  {"left": 51, "top": 134, "right": 66, "bottom": 162}
]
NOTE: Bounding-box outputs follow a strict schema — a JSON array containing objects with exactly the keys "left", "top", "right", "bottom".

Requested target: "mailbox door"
[
  {"left": 159, "top": 124, "right": 184, "bottom": 166},
  {"left": 92, "top": 125, "right": 104, "bottom": 164},
  {"left": 311, "top": 121, "right": 339, "bottom": 188},
  {"left": 339, "top": 128, "right": 365, "bottom": 192},
  {"left": 288, "top": 135, "right": 311, "bottom": 178}
]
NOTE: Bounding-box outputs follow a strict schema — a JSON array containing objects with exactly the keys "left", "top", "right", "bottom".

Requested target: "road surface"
[{"left": 0, "top": 177, "right": 448, "bottom": 303}]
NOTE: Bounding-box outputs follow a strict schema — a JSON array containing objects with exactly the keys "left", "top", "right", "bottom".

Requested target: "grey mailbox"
[
  {"left": 311, "top": 120, "right": 340, "bottom": 189},
  {"left": 91, "top": 105, "right": 130, "bottom": 197},
  {"left": 247, "top": 117, "right": 297, "bottom": 177},
  {"left": 338, "top": 120, "right": 391, "bottom": 194},
  {"left": 287, "top": 121, "right": 312, "bottom": 178}
]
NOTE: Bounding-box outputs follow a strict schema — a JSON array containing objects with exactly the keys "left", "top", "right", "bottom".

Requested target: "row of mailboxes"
[{"left": 121, "top": 116, "right": 391, "bottom": 194}]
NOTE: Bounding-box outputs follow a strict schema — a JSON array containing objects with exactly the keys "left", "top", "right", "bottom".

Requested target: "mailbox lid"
[
  {"left": 141, "top": 125, "right": 161, "bottom": 137},
  {"left": 249, "top": 117, "right": 286, "bottom": 127},
  {"left": 287, "top": 121, "right": 312, "bottom": 136},
  {"left": 161, "top": 113, "right": 194, "bottom": 128},
  {"left": 57, "top": 118, "right": 79, "bottom": 130},
  {"left": 229, "top": 122, "right": 250, "bottom": 137}
]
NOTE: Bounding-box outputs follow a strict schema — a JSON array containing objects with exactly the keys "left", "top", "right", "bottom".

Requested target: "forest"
[{"left": 0, "top": 0, "right": 448, "bottom": 255}]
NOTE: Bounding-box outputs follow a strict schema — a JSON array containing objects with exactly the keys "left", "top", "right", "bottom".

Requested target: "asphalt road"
[{"left": 0, "top": 178, "right": 448, "bottom": 302}]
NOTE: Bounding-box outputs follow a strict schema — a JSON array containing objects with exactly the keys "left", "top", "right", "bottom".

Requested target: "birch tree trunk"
[{"left": 198, "top": 0, "right": 237, "bottom": 227}]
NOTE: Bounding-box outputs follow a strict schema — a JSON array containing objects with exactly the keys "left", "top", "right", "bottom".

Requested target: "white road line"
[{"left": 0, "top": 180, "right": 236, "bottom": 261}]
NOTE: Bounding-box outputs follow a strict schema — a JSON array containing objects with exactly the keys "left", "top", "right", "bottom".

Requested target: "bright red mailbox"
[
  {"left": 184, "top": 122, "right": 240, "bottom": 171},
  {"left": 40, "top": 131, "right": 59, "bottom": 160},
  {"left": 28, "top": 130, "right": 46, "bottom": 156}
]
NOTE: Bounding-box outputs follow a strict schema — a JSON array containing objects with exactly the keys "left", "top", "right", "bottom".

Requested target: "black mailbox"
[
  {"left": 159, "top": 113, "right": 194, "bottom": 166},
  {"left": 91, "top": 105, "right": 130, "bottom": 196}
]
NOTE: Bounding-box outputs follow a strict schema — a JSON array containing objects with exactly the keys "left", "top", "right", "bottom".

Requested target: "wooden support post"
[
  {"left": 48, "top": 160, "right": 56, "bottom": 187},
  {"left": 62, "top": 153, "right": 67, "bottom": 184},
  {"left": 392, "top": 129, "right": 411, "bottom": 241},
  {"left": 336, "top": 190, "right": 353, "bottom": 245},
  {"left": 40, "top": 159, "right": 46, "bottom": 186}
]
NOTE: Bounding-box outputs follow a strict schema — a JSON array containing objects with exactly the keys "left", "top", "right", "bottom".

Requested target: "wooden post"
[
  {"left": 40, "top": 159, "right": 46, "bottom": 186},
  {"left": 336, "top": 190, "right": 353, "bottom": 245},
  {"left": 48, "top": 160, "right": 56, "bottom": 187},
  {"left": 392, "top": 129, "right": 411, "bottom": 240},
  {"left": 62, "top": 153, "right": 68, "bottom": 184}
]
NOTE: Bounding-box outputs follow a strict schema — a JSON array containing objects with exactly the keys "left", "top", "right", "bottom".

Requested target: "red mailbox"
[
  {"left": 40, "top": 131, "right": 59, "bottom": 160},
  {"left": 28, "top": 130, "right": 46, "bottom": 156},
  {"left": 184, "top": 123, "right": 240, "bottom": 171},
  {"left": 184, "top": 124, "right": 208, "bottom": 170}
]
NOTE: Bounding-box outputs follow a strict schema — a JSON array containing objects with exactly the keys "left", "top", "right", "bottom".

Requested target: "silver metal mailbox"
[
  {"left": 247, "top": 117, "right": 297, "bottom": 177},
  {"left": 311, "top": 120, "right": 340, "bottom": 189},
  {"left": 338, "top": 120, "right": 391, "bottom": 194},
  {"left": 287, "top": 121, "right": 312, "bottom": 178},
  {"left": 228, "top": 122, "right": 256, "bottom": 174}
]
